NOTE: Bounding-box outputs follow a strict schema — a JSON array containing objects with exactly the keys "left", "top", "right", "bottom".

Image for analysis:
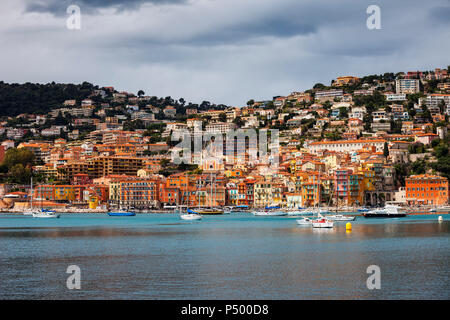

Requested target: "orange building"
[{"left": 406, "top": 174, "right": 449, "bottom": 206}]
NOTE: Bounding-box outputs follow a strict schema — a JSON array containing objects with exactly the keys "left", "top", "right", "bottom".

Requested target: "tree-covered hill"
[{"left": 0, "top": 81, "right": 97, "bottom": 116}]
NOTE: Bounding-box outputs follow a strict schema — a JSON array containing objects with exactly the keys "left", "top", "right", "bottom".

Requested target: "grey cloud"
[
  {"left": 429, "top": 5, "right": 450, "bottom": 24},
  {"left": 25, "top": 0, "right": 187, "bottom": 15}
]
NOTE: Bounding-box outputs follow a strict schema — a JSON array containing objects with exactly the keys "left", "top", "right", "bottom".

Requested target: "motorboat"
[
  {"left": 296, "top": 217, "right": 313, "bottom": 225},
  {"left": 326, "top": 214, "right": 356, "bottom": 221},
  {"left": 357, "top": 207, "right": 370, "bottom": 212},
  {"left": 312, "top": 217, "right": 334, "bottom": 228},
  {"left": 363, "top": 205, "right": 407, "bottom": 218}
]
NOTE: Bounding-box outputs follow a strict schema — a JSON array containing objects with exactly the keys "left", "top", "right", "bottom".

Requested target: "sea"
[{"left": 0, "top": 212, "right": 448, "bottom": 299}]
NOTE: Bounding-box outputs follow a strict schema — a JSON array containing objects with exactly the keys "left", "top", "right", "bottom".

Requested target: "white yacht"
[{"left": 364, "top": 205, "right": 407, "bottom": 218}]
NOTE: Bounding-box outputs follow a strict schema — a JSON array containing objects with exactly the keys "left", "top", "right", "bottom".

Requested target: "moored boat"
[
  {"left": 312, "top": 217, "right": 334, "bottom": 228},
  {"left": 296, "top": 217, "right": 313, "bottom": 225},
  {"left": 326, "top": 214, "right": 356, "bottom": 221},
  {"left": 108, "top": 211, "right": 136, "bottom": 217},
  {"left": 180, "top": 210, "right": 202, "bottom": 221},
  {"left": 364, "top": 205, "right": 407, "bottom": 218},
  {"left": 253, "top": 211, "right": 287, "bottom": 216},
  {"left": 190, "top": 207, "right": 224, "bottom": 215},
  {"left": 32, "top": 209, "right": 60, "bottom": 218},
  {"left": 429, "top": 206, "right": 450, "bottom": 213}
]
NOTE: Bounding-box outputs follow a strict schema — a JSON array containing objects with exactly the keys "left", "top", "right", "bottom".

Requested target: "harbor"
[{"left": 0, "top": 211, "right": 448, "bottom": 299}]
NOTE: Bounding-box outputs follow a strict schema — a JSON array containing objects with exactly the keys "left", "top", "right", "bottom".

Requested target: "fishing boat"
[
  {"left": 108, "top": 211, "right": 136, "bottom": 216},
  {"left": 296, "top": 217, "right": 313, "bottom": 225},
  {"left": 363, "top": 205, "right": 407, "bottom": 218},
  {"left": 326, "top": 214, "right": 356, "bottom": 221},
  {"left": 312, "top": 214, "right": 334, "bottom": 228}
]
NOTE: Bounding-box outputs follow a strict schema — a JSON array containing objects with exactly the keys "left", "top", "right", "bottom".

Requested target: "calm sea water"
[{"left": 0, "top": 212, "right": 449, "bottom": 300}]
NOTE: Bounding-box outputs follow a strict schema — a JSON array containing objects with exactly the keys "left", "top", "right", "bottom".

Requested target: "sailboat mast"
[{"left": 30, "top": 176, "right": 33, "bottom": 210}]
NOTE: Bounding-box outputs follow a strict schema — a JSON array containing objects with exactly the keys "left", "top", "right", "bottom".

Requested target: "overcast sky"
[{"left": 1, "top": 0, "right": 449, "bottom": 105}]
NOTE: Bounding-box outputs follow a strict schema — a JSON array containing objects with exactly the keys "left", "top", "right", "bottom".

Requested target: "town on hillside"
[{"left": 0, "top": 67, "right": 449, "bottom": 212}]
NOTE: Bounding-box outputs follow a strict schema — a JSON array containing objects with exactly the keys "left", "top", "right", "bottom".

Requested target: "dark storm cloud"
[
  {"left": 2, "top": 0, "right": 449, "bottom": 105},
  {"left": 429, "top": 5, "right": 450, "bottom": 24},
  {"left": 25, "top": 0, "right": 187, "bottom": 15}
]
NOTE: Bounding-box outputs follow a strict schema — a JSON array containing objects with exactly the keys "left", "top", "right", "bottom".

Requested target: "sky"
[{"left": 0, "top": 0, "right": 449, "bottom": 106}]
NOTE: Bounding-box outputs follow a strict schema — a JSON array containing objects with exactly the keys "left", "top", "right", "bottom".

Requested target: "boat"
[
  {"left": 30, "top": 181, "right": 60, "bottom": 218},
  {"left": 24, "top": 177, "right": 38, "bottom": 216},
  {"left": 108, "top": 211, "right": 136, "bottom": 216},
  {"left": 287, "top": 210, "right": 307, "bottom": 216},
  {"left": 225, "top": 205, "right": 249, "bottom": 213},
  {"left": 191, "top": 207, "right": 223, "bottom": 215},
  {"left": 180, "top": 209, "right": 203, "bottom": 221},
  {"left": 178, "top": 175, "right": 203, "bottom": 220},
  {"left": 265, "top": 205, "right": 281, "bottom": 210},
  {"left": 429, "top": 206, "right": 450, "bottom": 213},
  {"left": 312, "top": 215, "right": 334, "bottom": 228},
  {"left": 357, "top": 207, "right": 370, "bottom": 212},
  {"left": 296, "top": 217, "right": 313, "bottom": 225},
  {"left": 32, "top": 209, "right": 60, "bottom": 218},
  {"left": 363, "top": 205, "right": 407, "bottom": 218},
  {"left": 253, "top": 211, "right": 287, "bottom": 216},
  {"left": 326, "top": 214, "right": 356, "bottom": 221}
]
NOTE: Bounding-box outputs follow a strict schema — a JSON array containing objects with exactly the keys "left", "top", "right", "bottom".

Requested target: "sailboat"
[
  {"left": 191, "top": 172, "right": 223, "bottom": 215},
  {"left": 324, "top": 178, "right": 356, "bottom": 222},
  {"left": 180, "top": 174, "right": 202, "bottom": 221},
  {"left": 23, "top": 177, "right": 37, "bottom": 216},
  {"left": 32, "top": 181, "right": 60, "bottom": 218}
]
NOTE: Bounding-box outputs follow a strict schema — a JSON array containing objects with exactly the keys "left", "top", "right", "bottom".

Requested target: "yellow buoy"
[{"left": 346, "top": 222, "right": 352, "bottom": 230}]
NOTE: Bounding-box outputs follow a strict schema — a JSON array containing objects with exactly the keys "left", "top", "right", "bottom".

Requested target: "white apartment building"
[
  {"left": 205, "top": 122, "right": 237, "bottom": 134},
  {"left": 308, "top": 139, "right": 386, "bottom": 154},
  {"left": 385, "top": 93, "right": 406, "bottom": 101},
  {"left": 396, "top": 79, "right": 420, "bottom": 94},
  {"left": 421, "top": 94, "right": 450, "bottom": 108}
]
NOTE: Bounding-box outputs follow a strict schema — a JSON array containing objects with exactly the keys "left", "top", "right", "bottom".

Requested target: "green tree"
[
  {"left": 219, "top": 112, "right": 227, "bottom": 122},
  {"left": 8, "top": 163, "right": 32, "bottom": 184},
  {"left": 2, "top": 148, "right": 34, "bottom": 170}
]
